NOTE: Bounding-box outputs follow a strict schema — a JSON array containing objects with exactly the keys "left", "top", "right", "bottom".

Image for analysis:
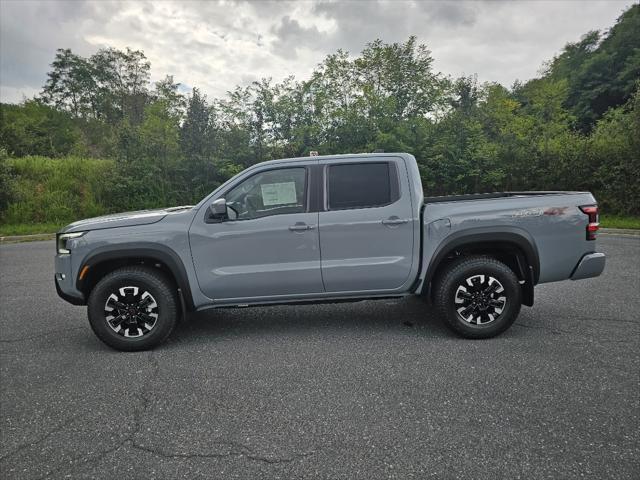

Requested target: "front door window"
[{"left": 226, "top": 168, "right": 307, "bottom": 220}]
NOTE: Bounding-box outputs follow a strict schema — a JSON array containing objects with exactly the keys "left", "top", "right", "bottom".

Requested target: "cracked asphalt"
[{"left": 1, "top": 235, "right": 639, "bottom": 479}]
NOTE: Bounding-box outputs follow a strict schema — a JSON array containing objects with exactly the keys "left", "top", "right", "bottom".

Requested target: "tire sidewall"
[
  {"left": 88, "top": 268, "right": 177, "bottom": 351},
  {"left": 439, "top": 259, "right": 522, "bottom": 338}
]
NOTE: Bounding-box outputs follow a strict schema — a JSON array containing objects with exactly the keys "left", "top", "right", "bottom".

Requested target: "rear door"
[{"left": 318, "top": 157, "right": 415, "bottom": 293}]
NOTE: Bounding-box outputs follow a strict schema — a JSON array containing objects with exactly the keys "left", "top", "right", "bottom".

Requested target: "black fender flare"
[
  {"left": 76, "top": 242, "right": 195, "bottom": 311},
  {"left": 424, "top": 226, "right": 540, "bottom": 303}
]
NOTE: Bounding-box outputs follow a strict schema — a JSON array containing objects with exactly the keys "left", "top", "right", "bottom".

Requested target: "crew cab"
[{"left": 55, "top": 153, "right": 606, "bottom": 350}]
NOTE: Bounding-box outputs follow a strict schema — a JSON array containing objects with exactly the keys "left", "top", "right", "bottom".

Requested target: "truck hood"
[{"left": 59, "top": 206, "right": 194, "bottom": 233}]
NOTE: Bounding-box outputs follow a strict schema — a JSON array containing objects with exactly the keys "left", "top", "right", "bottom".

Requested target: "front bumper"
[
  {"left": 54, "top": 254, "right": 86, "bottom": 305},
  {"left": 55, "top": 274, "right": 85, "bottom": 305},
  {"left": 570, "top": 252, "right": 606, "bottom": 280}
]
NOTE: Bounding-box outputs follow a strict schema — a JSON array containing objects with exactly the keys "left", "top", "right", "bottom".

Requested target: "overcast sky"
[{"left": 0, "top": 0, "right": 634, "bottom": 103}]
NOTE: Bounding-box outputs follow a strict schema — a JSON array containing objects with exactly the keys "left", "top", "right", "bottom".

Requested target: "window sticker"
[{"left": 260, "top": 181, "right": 297, "bottom": 206}]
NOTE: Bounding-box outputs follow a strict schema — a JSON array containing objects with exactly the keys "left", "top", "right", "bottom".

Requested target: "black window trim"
[
  {"left": 206, "top": 165, "right": 312, "bottom": 222},
  {"left": 308, "top": 164, "right": 323, "bottom": 213},
  {"left": 323, "top": 160, "right": 402, "bottom": 212}
]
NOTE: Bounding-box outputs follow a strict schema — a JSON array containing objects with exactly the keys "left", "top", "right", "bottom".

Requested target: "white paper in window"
[{"left": 260, "top": 182, "right": 297, "bottom": 206}]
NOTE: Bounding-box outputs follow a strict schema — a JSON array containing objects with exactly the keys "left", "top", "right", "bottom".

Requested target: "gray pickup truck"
[{"left": 55, "top": 153, "right": 605, "bottom": 350}]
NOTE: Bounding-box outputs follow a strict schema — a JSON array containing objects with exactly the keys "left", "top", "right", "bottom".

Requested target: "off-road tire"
[
  {"left": 87, "top": 266, "right": 178, "bottom": 351},
  {"left": 434, "top": 256, "right": 522, "bottom": 339}
]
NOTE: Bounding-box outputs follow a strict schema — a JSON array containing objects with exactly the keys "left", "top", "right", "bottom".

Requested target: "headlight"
[{"left": 56, "top": 232, "right": 85, "bottom": 254}]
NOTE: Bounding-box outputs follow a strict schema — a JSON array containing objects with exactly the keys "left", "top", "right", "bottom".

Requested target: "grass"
[
  {"left": 600, "top": 214, "right": 640, "bottom": 229},
  {"left": 0, "top": 222, "right": 64, "bottom": 236}
]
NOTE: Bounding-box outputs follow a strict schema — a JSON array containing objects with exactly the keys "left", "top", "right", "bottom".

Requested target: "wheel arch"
[
  {"left": 76, "top": 243, "right": 195, "bottom": 311},
  {"left": 424, "top": 227, "right": 539, "bottom": 306}
]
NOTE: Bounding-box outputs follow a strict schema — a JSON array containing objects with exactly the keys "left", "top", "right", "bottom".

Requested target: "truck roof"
[{"left": 252, "top": 152, "right": 412, "bottom": 168}]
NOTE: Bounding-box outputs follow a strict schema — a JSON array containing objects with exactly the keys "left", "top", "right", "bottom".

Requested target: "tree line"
[{"left": 0, "top": 5, "right": 638, "bottom": 227}]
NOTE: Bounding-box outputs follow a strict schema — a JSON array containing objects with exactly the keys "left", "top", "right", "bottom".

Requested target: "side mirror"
[{"left": 209, "top": 198, "right": 228, "bottom": 222}]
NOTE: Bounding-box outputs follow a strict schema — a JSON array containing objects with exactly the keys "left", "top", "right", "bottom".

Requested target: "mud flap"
[{"left": 522, "top": 265, "right": 535, "bottom": 307}]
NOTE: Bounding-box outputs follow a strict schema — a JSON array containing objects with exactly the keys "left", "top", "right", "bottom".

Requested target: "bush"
[
  {"left": 0, "top": 154, "right": 241, "bottom": 230},
  {"left": 0, "top": 149, "right": 15, "bottom": 221},
  {"left": 2, "top": 156, "right": 114, "bottom": 225}
]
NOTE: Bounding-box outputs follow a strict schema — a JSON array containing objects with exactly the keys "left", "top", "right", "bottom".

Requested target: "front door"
[
  {"left": 318, "top": 158, "right": 415, "bottom": 292},
  {"left": 189, "top": 165, "right": 323, "bottom": 301}
]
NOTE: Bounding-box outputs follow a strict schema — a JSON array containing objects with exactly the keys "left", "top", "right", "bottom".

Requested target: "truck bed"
[{"left": 420, "top": 190, "right": 599, "bottom": 285}]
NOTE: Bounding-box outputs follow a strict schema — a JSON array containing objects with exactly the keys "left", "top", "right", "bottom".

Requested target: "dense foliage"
[
  {"left": 1, "top": 155, "right": 113, "bottom": 225},
  {"left": 0, "top": 5, "right": 638, "bottom": 227}
]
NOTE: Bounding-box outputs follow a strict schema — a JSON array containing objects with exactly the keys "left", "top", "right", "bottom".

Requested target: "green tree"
[
  {"left": 587, "top": 84, "right": 640, "bottom": 214},
  {"left": 89, "top": 47, "right": 151, "bottom": 124},
  {"left": 180, "top": 88, "right": 213, "bottom": 158},
  {"left": 41, "top": 48, "right": 96, "bottom": 118},
  {"left": 0, "top": 100, "right": 81, "bottom": 157},
  {"left": 547, "top": 4, "right": 640, "bottom": 130}
]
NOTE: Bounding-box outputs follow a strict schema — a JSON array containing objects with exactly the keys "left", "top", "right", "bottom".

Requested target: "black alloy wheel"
[
  {"left": 454, "top": 274, "right": 507, "bottom": 325},
  {"left": 104, "top": 286, "right": 159, "bottom": 338}
]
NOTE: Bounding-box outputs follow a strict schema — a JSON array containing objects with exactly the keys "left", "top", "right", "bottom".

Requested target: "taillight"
[{"left": 579, "top": 205, "right": 599, "bottom": 240}]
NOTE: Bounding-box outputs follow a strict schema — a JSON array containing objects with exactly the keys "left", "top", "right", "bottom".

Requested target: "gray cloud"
[
  {"left": 0, "top": 0, "right": 633, "bottom": 103},
  {"left": 270, "top": 15, "right": 327, "bottom": 59},
  {"left": 417, "top": 2, "right": 478, "bottom": 27}
]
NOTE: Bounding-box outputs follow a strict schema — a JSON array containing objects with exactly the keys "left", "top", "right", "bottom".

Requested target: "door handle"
[
  {"left": 289, "top": 223, "right": 315, "bottom": 232},
  {"left": 381, "top": 217, "right": 409, "bottom": 226}
]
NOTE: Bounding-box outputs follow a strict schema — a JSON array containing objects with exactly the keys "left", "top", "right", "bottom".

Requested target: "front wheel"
[
  {"left": 434, "top": 256, "right": 522, "bottom": 339},
  {"left": 87, "top": 266, "right": 178, "bottom": 351}
]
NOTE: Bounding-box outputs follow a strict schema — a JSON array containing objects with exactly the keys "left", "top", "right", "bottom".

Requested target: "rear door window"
[{"left": 327, "top": 162, "right": 398, "bottom": 210}]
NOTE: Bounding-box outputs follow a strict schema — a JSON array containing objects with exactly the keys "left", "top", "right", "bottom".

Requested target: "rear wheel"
[
  {"left": 434, "top": 256, "right": 522, "bottom": 339},
  {"left": 87, "top": 266, "right": 178, "bottom": 351}
]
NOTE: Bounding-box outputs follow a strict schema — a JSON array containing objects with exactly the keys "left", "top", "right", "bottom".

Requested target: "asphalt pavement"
[{"left": 0, "top": 236, "right": 638, "bottom": 479}]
